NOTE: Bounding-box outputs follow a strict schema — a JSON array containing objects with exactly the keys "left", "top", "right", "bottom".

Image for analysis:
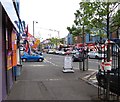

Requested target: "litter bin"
[
  {"left": 16, "top": 64, "right": 22, "bottom": 76},
  {"left": 13, "top": 64, "right": 22, "bottom": 77}
]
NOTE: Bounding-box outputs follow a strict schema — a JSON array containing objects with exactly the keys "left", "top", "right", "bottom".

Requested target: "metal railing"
[{"left": 97, "top": 41, "right": 120, "bottom": 101}]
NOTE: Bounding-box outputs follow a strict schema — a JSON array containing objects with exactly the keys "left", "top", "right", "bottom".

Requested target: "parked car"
[
  {"left": 72, "top": 51, "right": 87, "bottom": 62},
  {"left": 47, "top": 49, "right": 56, "bottom": 54},
  {"left": 64, "top": 50, "right": 72, "bottom": 55},
  {"left": 43, "top": 48, "right": 49, "bottom": 53},
  {"left": 88, "top": 51, "right": 106, "bottom": 59},
  {"left": 55, "top": 50, "right": 65, "bottom": 55},
  {"left": 21, "top": 52, "right": 44, "bottom": 62},
  {"left": 71, "top": 50, "right": 78, "bottom": 54},
  {"left": 96, "top": 68, "right": 120, "bottom": 95}
]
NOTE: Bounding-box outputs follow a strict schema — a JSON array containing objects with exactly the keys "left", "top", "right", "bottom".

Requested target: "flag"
[{"left": 25, "top": 25, "right": 28, "bottom": 37}]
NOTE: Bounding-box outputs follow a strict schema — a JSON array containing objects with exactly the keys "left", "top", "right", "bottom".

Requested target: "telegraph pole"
[{"left": 33, "top": 21, "right": 38, "bottom": 37}]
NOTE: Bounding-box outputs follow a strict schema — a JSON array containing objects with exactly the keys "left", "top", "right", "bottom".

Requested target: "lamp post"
[{"left": 33, "top": 21, "right": 38, "bottom": 37}]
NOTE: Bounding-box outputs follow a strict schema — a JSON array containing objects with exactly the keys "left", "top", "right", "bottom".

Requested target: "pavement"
[{"left": 5, "top": 61, "right": 99, "bottom": 101}]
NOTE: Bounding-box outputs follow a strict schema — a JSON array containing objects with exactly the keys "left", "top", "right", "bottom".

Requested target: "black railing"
[{"left": 97, "top": 41, "right": 120, "bottom": 101}]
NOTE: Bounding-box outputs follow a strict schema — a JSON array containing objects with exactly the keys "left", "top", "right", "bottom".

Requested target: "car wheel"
[
  {"left": 22, "top": 58, "right": 26, "bottom": 62},
  {"left": 95, "top": 55, "right": 98, "bottom": 59},
  {"left": 38, "top": 58, "right": 43, "bottom": 62}
]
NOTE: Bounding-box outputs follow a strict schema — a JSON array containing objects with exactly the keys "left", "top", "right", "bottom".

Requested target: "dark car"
[
  {"left": 72, "top": 51, "right": 87, "bottom": 62},
  {"left": 96, "top": 68, "right": 120, "bottom": 95},
  {"left": 21, "top": 52, "right": 44, "bottom": 62}
]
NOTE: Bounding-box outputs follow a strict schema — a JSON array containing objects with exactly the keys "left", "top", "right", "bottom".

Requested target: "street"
[
  {"left": 1, "top": 1, "right": 120, "bottom": 101},
  {"left": 7, "top": 54, "right": 99, "bottom": 100},
  {"left": 44, "top": 53, "right": 99, "bottom": 71}
]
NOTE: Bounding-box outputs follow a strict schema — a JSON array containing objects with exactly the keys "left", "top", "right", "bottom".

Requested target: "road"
[
  {"left": 44, "top": 53, "right": 99, "bottom": 71},
  {"left": 7, "top": 53, "right": 99, "bottom": 100}
]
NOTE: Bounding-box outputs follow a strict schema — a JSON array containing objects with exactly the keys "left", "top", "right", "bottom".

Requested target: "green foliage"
[
  {"left": 67, "top": 1, "right": 120, "bottom": 42},
  {"left": 49, "top": 37, "right": 59, "bottom": 45},
  {"left": 110, "top": 9, "right": 120, "bottom": 32},
  {"left": 67, "top": 25, "right": 81, "bottom": 36},
  {"left": 73, "top": 2, "right": 119, "bottom": 36}
]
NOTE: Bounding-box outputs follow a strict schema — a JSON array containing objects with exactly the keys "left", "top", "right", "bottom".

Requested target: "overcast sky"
[{"left": 20, "top": 0, "right": 80, "bottom": 40}]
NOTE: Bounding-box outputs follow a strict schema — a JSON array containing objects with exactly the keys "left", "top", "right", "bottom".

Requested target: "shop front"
[{"left": 0, "top": 0, "right": 22, "bottom": 101}]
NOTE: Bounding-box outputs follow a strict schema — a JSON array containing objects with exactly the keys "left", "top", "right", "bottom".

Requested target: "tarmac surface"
[{"left": 6, "top": 60, "right": 99, "bottom": 101}]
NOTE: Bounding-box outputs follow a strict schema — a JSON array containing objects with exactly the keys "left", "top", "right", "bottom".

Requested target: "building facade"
[
  {"left": 0, "top": 0, "right": 23, "bottom": 101},
  {"left": 65, "top": 33, "right": 73, "bottom": 45}
]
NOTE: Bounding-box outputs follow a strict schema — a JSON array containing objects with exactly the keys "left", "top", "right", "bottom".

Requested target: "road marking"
[
  {"left": 23, "top": 65, "right": 45, "bottom": 67},
  {"left": 73, "top": 67, "right": 97, "bottom": 71},
  {"left": 45, "top": 59, "right": 99, "bottom": 71},
  {"left": 49, "top": 78, "right": 62, "bottom": 81},
  {"left": 44, "top": 59, "right": 58, "bottom": 66},
  {"left": 17, "top": 78, "right": 78, "bottom": 82},
  {"left": 89, "top": 60, "right": 100, "bottom": 64}
]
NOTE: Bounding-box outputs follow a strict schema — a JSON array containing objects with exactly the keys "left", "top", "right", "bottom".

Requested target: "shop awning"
[{"left": 1, "top": 0, "right": 19, "bottom": 32}]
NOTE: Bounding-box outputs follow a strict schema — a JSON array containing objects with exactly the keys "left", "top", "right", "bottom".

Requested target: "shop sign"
[{"left": 12, "top": 30, "right": 17, "bottom": 66}]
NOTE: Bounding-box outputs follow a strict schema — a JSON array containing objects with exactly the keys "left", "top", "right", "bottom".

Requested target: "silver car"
[{"left": 88, "top": 51, "right": 106, "bottom": 59}]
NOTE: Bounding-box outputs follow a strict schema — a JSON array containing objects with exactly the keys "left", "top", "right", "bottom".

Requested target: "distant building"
[
  {"left": 74, "top": 36, "right": 82, "bottom": 44},
  {"left": 65, "top": 33, "right": 73, "bottom": 45},
  {"left": 86, "top": 33, "right": 100, "bottom": 43}
]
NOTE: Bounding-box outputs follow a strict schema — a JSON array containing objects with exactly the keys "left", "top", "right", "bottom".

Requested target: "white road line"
[
  {"left": 73, "top": 67, "right": 98, "bottom": 71},
  {"left": 44, "top": 59, "right": 58, "bottom": 66},
  {"left": 45, "top": 59, "right": 99, "bottom": 71},
  {"left": 89, "top": 60, "right": 100, "bottom": 64},
  {"left": 23, "top": 65, "right": 45, "bottom": 67}
]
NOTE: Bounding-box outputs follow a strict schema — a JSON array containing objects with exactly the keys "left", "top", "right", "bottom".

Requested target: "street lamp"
[{"left": 33, "top": 21, "right": 38, "bottom": 37}]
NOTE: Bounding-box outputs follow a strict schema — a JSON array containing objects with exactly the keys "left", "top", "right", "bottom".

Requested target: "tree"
[
  {"left": 76, "top": 2, "right": 120, "bottom": 41},
  {"left": 73, "top": 2, "right": 94, "bottom": 44},
  {"left": 89, "top": 2, "right": 120, "bottom": 37},
  {"left": 110, "top": 9, "right": 120, "bottom": 35},
  {"left": 67, "top": 25, "right": 79, "bottom": 36},
  {"left": 67, "top": 1, "right": 120, "bottom": 43},
  {"left": 49, "top": 37, "right": 61, "bottom": 49}
]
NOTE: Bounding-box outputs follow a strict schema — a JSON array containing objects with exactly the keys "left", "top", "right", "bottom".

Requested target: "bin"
[{"left": 14, "top": 64, "right": 22, "bottom": 77}]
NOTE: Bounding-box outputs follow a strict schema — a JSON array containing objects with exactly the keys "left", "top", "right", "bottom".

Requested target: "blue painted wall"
[
  {"left": 67, "top": 33, "right": 73, "bottom": 45},
  {"left": 85, "top": 33, "right": 100, "bottom": 43}
]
